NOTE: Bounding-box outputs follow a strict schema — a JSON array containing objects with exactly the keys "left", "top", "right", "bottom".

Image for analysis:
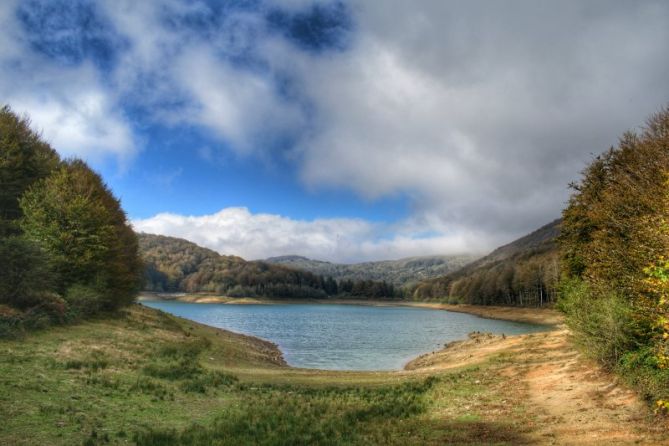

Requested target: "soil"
[{"left": 407, "top": 328, "right": 669, "bottom": 445}]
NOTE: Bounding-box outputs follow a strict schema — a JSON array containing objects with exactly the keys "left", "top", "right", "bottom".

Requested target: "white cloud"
[
  {"left": 4, "top": 0, "right": 669, "bottom": 257},
  {"left": 174, "top": 48, "right": 306, "bottom": 154},
  {"left": 10, "top": 80, "right": 136, "bottom": 163},
  {"left": 0, "top": 3, "right": 138, "bottom": 165},
  {"left": 102, "top": 0, "right": 307, "bottom": 157},
  {"left": 132, "top": 207, "right": 490, "bottom": 263}
]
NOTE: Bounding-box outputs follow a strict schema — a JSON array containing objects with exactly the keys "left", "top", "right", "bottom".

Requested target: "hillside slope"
[
  {"left": 139, "top": 234, "right": 402, "bottom": 299},
  {"left": 412, "top": 219, "right": 561, "bottom": 306},
  {"left": 264, "top": 254, "right": 478, "bottom": 287},
  {"left": 139, "top": 233, "right": 333, "bottom": 298}
]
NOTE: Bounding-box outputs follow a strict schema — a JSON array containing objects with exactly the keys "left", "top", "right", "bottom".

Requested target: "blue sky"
[
  {"left": 2, "top": 0, "right": 669, "bottom": 261},
  {"left": 15, "top": 0, "right": 389, "bottom": 221},
  {"left": 101, "top": 117, "right": 411, "bottom": 222}
]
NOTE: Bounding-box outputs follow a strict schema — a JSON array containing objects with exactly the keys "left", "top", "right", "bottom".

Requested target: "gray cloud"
[{"left": 286, "top": 0, "right": 669, "bottom": 236}]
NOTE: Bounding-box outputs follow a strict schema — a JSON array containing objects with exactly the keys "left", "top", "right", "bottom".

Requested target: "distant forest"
[
  {"left": 140, "top": 220, "right": 562, "bottom": 307},
  {"left": 411, "top": 220, "right": 560, "bottom": 306},
  {"left": 264, "top": 254, "right": 478, "bottom": 287},
  {"left": 139, "top": 234, "right": 403, "bottom": 299}
]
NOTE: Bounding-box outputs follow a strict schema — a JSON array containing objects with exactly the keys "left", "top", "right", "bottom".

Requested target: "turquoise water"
[{"left": 143, "top": 301, "right": 548, "bottom": 371}]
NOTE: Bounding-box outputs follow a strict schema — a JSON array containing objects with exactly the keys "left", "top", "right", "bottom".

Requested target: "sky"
[{"left": 2, "top": 0, "right": 669, "bottom": 263}]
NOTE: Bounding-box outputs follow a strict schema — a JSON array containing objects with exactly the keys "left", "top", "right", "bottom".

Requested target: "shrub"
[
  {"left": 179, "top": 370, "right": 238, "bottom": 393},
  {"left": 618, "top": 347, "right": 669, "bottom": 403},
  {"left": 64, "top": 284, "right": 103, "bottom": 319},
  {"left": 558, "top": 278, "right": 645, "bottom": 368},
  {"left": 0, "top": 304, "right": 24, "bottom": 338},
  {"left": 0, "top": 236, "right": 56, "bottom": 309},
  {"left": 143, "top": 359, "right": 203, "bottom": 381}
]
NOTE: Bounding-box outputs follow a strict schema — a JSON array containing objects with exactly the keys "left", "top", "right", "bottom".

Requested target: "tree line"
[
  {"left": 139, "top": 233, "right": 403, "bottom": 299},
  {"left": 558, "top": 107, "right": 669, "bottom": 411},
  {"left": 0, "top": 106, "right": 142, "bottom": 336},
  {"left": 411, "top": 221, "right": 560, "bottom": 306}
]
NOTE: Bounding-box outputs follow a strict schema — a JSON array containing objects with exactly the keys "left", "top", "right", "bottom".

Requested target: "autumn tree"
[
  {"left": 20, "top": 160, "right": 142, "bottom": 310},
  {"left": 0, "top": 106, "right": 60, "bottom": 236},
  {"left": 559, "top": 106, "right": 669, "bottom": 408}
]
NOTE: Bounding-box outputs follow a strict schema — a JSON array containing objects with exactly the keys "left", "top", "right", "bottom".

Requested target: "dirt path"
[{"left": 408, "top": 328, "right": 668, "bottom": 445}]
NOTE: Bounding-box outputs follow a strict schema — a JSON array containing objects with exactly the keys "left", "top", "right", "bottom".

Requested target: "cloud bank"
[
  {"left": 3, "top": 1, "right": 669, "bottom": 259},
  {"left": 132, "top": 207, "right": 491, "bottom": 263}
]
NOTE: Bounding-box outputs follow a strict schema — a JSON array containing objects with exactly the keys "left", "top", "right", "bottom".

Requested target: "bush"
[
  {"left": 618, "top": 347, "right": 669, "bottom": 401},
  {"left": 64, "top": 284, "right": 103, "bottom": 319},
  {"left": 0, "top": 304, "right": 24, "bottom": 338},
  {"left": 31, "top": 292, "right": 68, "bottom": 323},
  {"left": 0, "top": 292, "right": 69, "bottom": 338},
  {"left": 558, "top": 278, "right": 645, "bottom": 368},
  {"left": 179, "top": 370, "right": 238, "bottom": 393},
  {"left": 143, "top": 359, "right": 203, "bottom": 381},
  {"left": 0, "top": 236, "right": 56, "bottom": 309}
]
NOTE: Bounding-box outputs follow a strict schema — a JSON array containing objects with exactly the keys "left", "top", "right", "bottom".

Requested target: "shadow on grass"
[
  {"left": 132, "top": 418, "right": 531, "bottom": 446},
  {"left": 131, "top": 375, "right": 532, "bottom": 446},
  {"left": 425, "top": 419, "right": 532, "bottom": 445}
]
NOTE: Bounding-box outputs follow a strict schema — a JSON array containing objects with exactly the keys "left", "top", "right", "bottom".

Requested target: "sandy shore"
[
  {"left": 138, "top": 292, "right": 563, "bottom": 325},
  {"left": 405, "top": 328, "right": 666, "bottom": 444}
]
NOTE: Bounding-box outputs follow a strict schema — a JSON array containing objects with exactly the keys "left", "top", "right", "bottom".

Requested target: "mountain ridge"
[
  {"left": 138, "top": 233, "right": 402, "bottom": 298},
  {"left": 412, "top": 219, "right": 561, "bottom": 306},
  {"left": 263, "top": 253, "right": 479, "bottom": 286}
]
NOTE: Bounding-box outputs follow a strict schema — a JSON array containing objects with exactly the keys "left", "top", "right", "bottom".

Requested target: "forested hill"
[
  {"left": 263, "top": 254, "right": 478, "bottom": 286},
  {"left": 139, "top": 234, "right": 401, "bottom": 299},
  {"left": 412, "top": 219, "right": 561, "bottom": 306}
]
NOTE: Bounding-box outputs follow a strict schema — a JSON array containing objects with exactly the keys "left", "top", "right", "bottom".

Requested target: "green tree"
[
  {"left": 20, "top": 160, "right": 142, "bottom": 310},
  {"left": 559, "top": 106, "right": 669, "bottom": 409},
  {"left": 560, "top": 108, "right": 669, "bottom": 307}
]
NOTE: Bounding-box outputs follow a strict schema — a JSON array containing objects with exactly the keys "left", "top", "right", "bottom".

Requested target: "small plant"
[
  {"left": 130, "top": 376, "right": 173, "bottom": 400},
  {"left": 133, "top": 375, "right": 439, "bottom": 445},
  {"left": 143, "top": 359, "right": 203, "bottom": 380},
  {"left": 180, "top": 370, "right": 238, "bottom": 394},
  {"left": 64, "top": 358, "right": 109, "bottom": 372}
]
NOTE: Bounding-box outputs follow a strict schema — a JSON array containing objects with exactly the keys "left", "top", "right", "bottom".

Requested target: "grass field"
[{"left": 0, "top": 304, "right": 542, "bottom": 445}]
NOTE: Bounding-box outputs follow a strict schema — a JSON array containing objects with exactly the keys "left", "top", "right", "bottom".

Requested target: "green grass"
[{"left": 0, "top": 304, "right": 534, "bottom": 445}]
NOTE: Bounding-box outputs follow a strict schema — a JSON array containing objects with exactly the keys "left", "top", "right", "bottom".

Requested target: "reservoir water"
[{"left": 143, "top": 301, "right": 548, "bottom": 371}]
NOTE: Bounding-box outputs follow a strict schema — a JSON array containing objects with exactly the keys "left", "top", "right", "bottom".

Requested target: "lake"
[{"left": 143, "top": 301, "right": 548, "bottom": 371}]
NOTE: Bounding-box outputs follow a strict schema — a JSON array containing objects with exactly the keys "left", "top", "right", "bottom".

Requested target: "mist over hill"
[
  {"left": 263, "top": 254, "right": 479, "bottom": 287},
  {"left": 412, "top": 219, "right": 561, "bottom": 306}
]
